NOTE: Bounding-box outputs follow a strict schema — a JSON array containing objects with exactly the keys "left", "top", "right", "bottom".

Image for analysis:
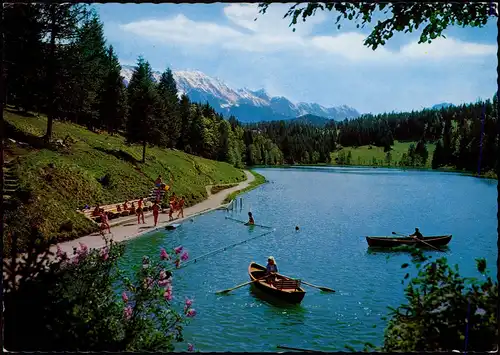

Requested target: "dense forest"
[{"left": 3, "top": 4, "right": 498, "bottom": 177}]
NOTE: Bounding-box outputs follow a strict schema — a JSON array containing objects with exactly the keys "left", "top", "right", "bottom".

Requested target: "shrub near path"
[{"left": 3, "top": 111, "right": 246, "bottom": 253}]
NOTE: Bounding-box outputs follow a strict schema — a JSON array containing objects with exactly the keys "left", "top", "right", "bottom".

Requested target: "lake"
[{"left": 119, "top": 167, "right": 498, "bottom": 352}]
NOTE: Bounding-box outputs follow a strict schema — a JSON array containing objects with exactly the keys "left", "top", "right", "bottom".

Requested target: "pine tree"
[
  {"left": 72, "top": 12, "right": 108, "bottom": 129},
  {"left": 157, "top": 68, "right": 181, "bottom": 148},
  {"left": 432, "top": 140, "right": 444, "bottom": 169},
  {"left": 177, "top": 94, "right": 192, "bottom": 150},
  {"left": 415, "top": 140, "right": 429, "bottom": 166},
  {"left": 3, "top": 4, "right": 46, "bottom": 113},
  {"left": 99, "top": 45, "right": 127, "bottom": 134},
  {"left": 218, "top": 120, "right": 231, "bottom": 162},
  {"left": 39, "top": 3, "right": 88, "bottom": 142},
  {"left": 126, "top": 57, "right": 162, "bottom": 163}
]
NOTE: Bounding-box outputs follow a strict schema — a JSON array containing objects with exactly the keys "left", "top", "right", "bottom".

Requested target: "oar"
[
  {"left": 225, "top": 216, "right": 273, "bottom": 229},
  {"left": 277, "top": 345, "right": 316, "bottom": 352},
  {"left": 392, "top": 231, "right": 445, "bottom": 252},
  {"left": 216, "top": 276, "right": 266, "bottom": 294},
  {"left": 300, "top": 280, "right": 335, "bottom": 293}
]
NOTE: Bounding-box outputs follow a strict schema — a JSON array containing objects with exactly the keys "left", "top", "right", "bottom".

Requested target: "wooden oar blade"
[{"left": 318, "top": 287, "right": 335, "bottom": 293}]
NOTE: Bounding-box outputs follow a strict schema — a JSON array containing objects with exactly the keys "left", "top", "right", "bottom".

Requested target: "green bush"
[
  {"left": 4, "top": 232, "right": 197, "bottom": 352},
  {"left": 381, "top": 246, "right": 497, "bottom": 352}
]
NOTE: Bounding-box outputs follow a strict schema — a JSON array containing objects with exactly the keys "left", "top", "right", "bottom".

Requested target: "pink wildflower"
[
  {"left": 72, "top": 254, "right": 80, "bottom": 265},
  {"left": 75, "top": 243, "right": 89, "bottom": 260},
  {"left": 185, "top": 298, "right": 193, "bottom": 308},
  {"left": 164, "top": 289, "right": 173, "bottom": 301},
  {"left": 174, "top": 246, "right": 183, "bottom": 254},
  {"left": 78, "top": 242, "right": 88, "bottom": 254},
  {"left": 100, "top": 247, "right": 109, "bottom": 261},
  {"left": 185, "top": 308, "right": 197, "bottom": 317},
  {"left": 122, "top": 291, "right": 128, "bottom": 303},
  {"left": 180, "top": 251, "right": 189, "bottom": 261},
  {"left": 123, "top": 305, "right": 133, "bottom": 320},
  {"left": 187, "top": 344, "right": 194, "bottom": 352},
  {"left": 160, "top": 248, "right": 170, "bottom": 260},
  {"left": 158, "top": 271, "right": 171, "bottom": 287},
  {"left": 56, "top": 245, "right": 68, "bottom": 260}
]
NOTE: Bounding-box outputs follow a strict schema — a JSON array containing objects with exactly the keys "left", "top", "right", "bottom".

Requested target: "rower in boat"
[
  {"left": 245, "top": 211, "right": 255, "bottom": 226},
  {"left": 409, "top": 228, "right": 424, "bottom": 240},
  {"left": 266, "top": 256, "right": 278, "bottom": 284}
]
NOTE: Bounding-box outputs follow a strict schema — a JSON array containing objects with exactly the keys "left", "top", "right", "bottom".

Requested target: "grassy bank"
[
  {"left": 330, "top": 141, "right": 437, "bottom": 168},
  {"left": 210, "top": 183, "right": 238, "bottom": 195},
  {"left": 3, "top": 110, "right": 246, "bottom": 251},
  {"left": 223, "top": 170, "right": 267, "bottom": 204}
]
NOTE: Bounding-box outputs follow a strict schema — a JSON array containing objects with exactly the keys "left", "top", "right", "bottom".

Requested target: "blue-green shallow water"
[{"left": 119, "top": 167, "right": 498, "bottom": 352}]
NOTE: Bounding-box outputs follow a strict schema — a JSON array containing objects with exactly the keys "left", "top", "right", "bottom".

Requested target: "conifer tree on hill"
[
  {"left": 157, "top": 68, "right": 181, "bottom": 148},
  {"left": 99, "top": 45, "right": 128, "bottom": 134},
  {"left": 126, "top": 56, "right": 163, "bottom": 163}
]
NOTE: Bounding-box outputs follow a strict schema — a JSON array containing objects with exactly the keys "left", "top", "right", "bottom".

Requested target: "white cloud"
[
  {"left": 399, "top": 37, "right": 497, "bottom": 59},
  {"left": 119, "top": 3, "right": 497, "bottom": 63}
]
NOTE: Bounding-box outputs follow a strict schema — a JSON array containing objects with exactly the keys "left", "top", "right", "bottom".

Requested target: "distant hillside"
[
  {"left": 120, "top": 65, "right": 360, "bottom": 123},
  {"left": 290, "top": 114, "right": 331, "bottom": 127},
  {"left": 431, "top": 103, "right": 454, "bottom": 110}
]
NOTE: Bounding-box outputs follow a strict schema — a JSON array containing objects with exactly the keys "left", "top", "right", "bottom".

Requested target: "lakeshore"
[{"left": 48, "top": 170, "right": 257, "bottom": 257}]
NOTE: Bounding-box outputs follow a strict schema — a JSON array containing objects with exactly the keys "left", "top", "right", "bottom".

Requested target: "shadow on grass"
[
  {"left": 5, "top": 107, "right": 38, "bottom": 118},
  {"left": 4, "top": 120, "right": 49, "bottom": 150},
  {"left": 94, "top": 146, "right": 140, "bottom": 165}
]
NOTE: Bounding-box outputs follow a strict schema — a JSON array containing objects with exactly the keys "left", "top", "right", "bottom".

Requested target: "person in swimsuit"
[
  {"left": 137, "top": 198, "right": 145, "bottom": 224},
  {"left": 176, "top": 196, "right": 185, "bottom": 219},
  {"left": 155, "top": 175, "right": 162, "bottom": 187},
  {"left": 410, "top": 228, "right": 424, "bottom": 240},
  {"left": 100, "top": 210, "right": 111, "bottom": 234},
  {"left": 266, "top": 256, "right": 278, "bottom": 284},
  {"left": 153, "top": 201, "right": 160, "bottom": 226},
  {"left": 245, "top": 212, "right": 255, "bottom": 226},
  {"left": 92, "top": 205, "right": 101, "bottom": 217}
]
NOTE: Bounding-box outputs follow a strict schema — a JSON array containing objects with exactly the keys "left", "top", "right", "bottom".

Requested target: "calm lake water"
[{"left": 119, "top": 167, "right": 498, "bottom": 352}]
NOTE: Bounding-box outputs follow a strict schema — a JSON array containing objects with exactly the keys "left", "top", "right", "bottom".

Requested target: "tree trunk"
[
  {"left": 142, "top": 140, "right": 146, "bottom": 163},
  {"left": 44, "top": 4, "right": 56, "bottom": 143}
]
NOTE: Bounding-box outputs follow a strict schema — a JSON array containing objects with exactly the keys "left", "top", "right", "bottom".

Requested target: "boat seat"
[{"left": 275, "top": 279, "right": 301, "bottom": 290}]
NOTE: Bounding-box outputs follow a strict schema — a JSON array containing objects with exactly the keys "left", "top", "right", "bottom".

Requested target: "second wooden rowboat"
[
  {"left": 366, "top": 235, "right": 452, "bottom": 248},
  {"left": 248, "top": 262, "right": 306, "bottom": 304}
]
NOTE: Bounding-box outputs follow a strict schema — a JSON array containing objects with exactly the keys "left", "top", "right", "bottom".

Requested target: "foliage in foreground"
[
  {"left": 3, "top": 231, "right": 197, "bottom": 352},
  {"left": 258, "top": 3, "right": 496, "bottom": 50},
  {"left": 380, "top": 246, "right": 497, "bottom": 352}
]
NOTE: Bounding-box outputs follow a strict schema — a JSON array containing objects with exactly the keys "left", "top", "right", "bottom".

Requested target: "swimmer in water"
[{"left": 245, "top": 211, "right": 255, "bottom": 226}]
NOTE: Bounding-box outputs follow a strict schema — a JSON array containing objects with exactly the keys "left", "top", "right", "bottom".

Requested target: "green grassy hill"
[
  {"left": 3, "top": 110, "right": 246, "bottom": 251},
  {"left": 330, "top": 141, "right": 437, "bottom": 167}
]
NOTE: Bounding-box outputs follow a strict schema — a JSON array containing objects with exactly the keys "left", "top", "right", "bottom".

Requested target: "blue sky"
[{"left": 96, "top": 3, "right": 498, "bottom": 114}]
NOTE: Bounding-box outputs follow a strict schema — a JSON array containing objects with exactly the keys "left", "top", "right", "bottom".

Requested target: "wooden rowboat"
[
  {"left": 366, "top": 235, "right": 452, "bottom": 248},
  {"left": 248, "top": 262, "right": 306, "bottom": 304}
]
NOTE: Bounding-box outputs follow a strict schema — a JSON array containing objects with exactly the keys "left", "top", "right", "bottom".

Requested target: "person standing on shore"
[
  {"left": 137, "top": 198, "right": 145, "bottom": 224},
  {"left": 100, "top": 209, "right": 111, "bottom": 234},
  {"left": 176, "top": 196, "right": 185, "bottom": 219},
  {"left": 153, "top": 201, "right": 160, "bottom": 226}
]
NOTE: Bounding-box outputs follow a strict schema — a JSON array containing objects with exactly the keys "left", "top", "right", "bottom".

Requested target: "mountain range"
[{"left": 120, "top": 65, "right": 360, "bottom": 123}]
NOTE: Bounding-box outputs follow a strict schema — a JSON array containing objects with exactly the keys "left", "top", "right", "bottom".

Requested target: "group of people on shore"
[
  {"left": 89, "top": 174, "right": 187, "bottom": 233},
  {"left": 155, "top": 175, "right": 185, "bottom": 224}
]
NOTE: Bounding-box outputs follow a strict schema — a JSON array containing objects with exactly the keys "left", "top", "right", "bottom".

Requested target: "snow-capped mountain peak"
[{"left": 120, "top": 64, "right": 360, "bottom": 123}]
